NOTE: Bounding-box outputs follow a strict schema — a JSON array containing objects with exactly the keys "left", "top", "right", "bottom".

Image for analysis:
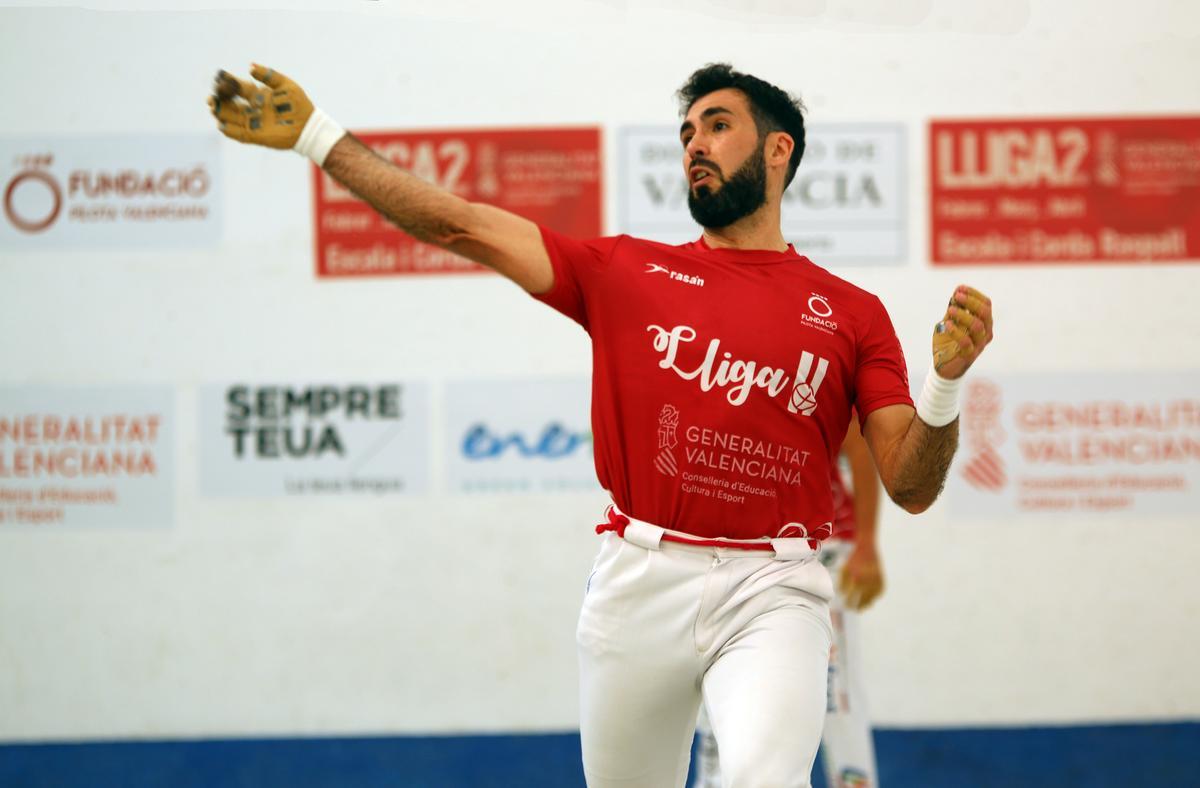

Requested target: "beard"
[{"left": 686, "top": 148, "right": 768, "bottom": 229}]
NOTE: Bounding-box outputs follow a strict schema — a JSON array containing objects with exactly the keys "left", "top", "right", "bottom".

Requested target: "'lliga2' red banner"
[
  {"left": 313, "top": 127, "right": 602, "bottom": 277},
  {"left": 929, "top": 117, "right": 1200, "bottom": 264}
]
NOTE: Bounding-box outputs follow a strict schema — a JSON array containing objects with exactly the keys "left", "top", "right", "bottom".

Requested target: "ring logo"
[
  {"left": 645, "top": 261, "right": 705, "bottom": 287},
  {"left": 807, "top": 293, "right": 832, "bottom": 317},
  {"left": 801, "top": 292, "right": 838, "bottom": 334},
  {"left": 4, "top": 156, "right": 62, "bottom": 233},
  {"left": 647, "top": 323, "right": 829, "bottom": 415}
]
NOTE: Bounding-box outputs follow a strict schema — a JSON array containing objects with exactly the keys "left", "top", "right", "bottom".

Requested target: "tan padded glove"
[
  {"left": 208, "top": 64, "right": 314, "bottom": 150},
  {"left": 932, "top": 285, "right": 994, "bottom": 380}
]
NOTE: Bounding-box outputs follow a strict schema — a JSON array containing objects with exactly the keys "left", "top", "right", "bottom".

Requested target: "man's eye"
[
  {"left": 681, "top": 136, "right": 693, "bottom": 147},
  {"left": 715, "top": 121, "right": 729, "bottom": 131}
]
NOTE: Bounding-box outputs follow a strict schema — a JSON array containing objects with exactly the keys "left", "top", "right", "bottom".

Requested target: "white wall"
[{"left": 1, "top": 0, "right": 1198, "bottom": 741}]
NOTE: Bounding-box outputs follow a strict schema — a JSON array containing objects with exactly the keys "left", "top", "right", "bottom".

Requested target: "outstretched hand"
[
  {"left": 207, "top": 64, "right": 314, "bottom": 149},
  {"left": 932, "top": 285, "right": 994, "bottom": 380}
]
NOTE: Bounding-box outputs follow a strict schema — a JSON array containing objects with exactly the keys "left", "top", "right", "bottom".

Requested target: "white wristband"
[
  {"left": 916, "top": 368, "right": 963, "bottom": 427},
  {"left": 293, "top": 107, "right": 345, "bottom": 167}
]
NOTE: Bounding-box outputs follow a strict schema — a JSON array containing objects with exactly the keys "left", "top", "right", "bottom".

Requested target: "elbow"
[
  {"left": 432, "top": 203, "right": 494, "bottom": 256},
  {"left": 425, "top": 220, "right": 473, "bottom": 250},
  {"left": 412, "top": 201, "right": 477, "bottom": 249},
  {"left": 886, "top": 485, "right": 938, "bottom": 515},
  {"left": 899, "top": 498, "right": 933, "bottom": 515}
]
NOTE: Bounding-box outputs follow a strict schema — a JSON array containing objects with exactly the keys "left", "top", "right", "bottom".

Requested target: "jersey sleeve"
[
  {"left": 853, "top": 296, "right": 914, "bottom": 418},
  {"left": 530, "top": 225, "right": 622, "bottom": 332}
]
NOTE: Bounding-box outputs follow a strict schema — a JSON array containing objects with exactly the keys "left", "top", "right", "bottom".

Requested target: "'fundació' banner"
[
  {"left": 198, "top": 382, "right": 429, "bottom": 496},
  {"left": 930, "top": 117, "right": 1200, "bottom": 264},
  {"left": 0, "top": 136, "right": 221, "bottom": 249},
  {"left": 618, "top": 124, "right": 907, "bottom": 264},
  {"left": 313, "top": 127, "right": 601, "bottom": 277},
  {"left": 946, "top": 372, "right": 1200, "bottom": 516},
  {"left": 0, "top": 387, "right": 175, "bottom": 527}
]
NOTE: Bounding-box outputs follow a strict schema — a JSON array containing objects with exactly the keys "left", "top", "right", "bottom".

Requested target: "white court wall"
[{"left": 1, "top": 0, "right": 1198, "bottom": 740}]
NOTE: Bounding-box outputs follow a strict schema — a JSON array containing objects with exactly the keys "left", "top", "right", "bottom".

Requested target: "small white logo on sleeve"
[
  {"left": 645, "top": 261, "right": 705, "bottom": 287},
  {"left": 801, "top": 292, "right": 838, "bottom": 333}
]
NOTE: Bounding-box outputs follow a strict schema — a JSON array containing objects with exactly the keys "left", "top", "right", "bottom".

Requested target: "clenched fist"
[
  {"left": 932, "top": 285, "right": 993, "bottom": 380},
  {"left": 207, "top": 64, "right": 314, "bottom": 149}
]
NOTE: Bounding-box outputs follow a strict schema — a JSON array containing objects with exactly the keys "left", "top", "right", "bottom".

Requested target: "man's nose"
[{"left": 685, "top": 132, "right": 709, "bottom": 161}]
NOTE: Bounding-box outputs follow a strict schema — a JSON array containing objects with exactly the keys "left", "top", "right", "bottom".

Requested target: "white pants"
[
  {"left": 578, "top": 530, "right": 835, "bottom": 788},
  {"left": 693, "top": 540, "right": 880, "bottom": 788}
]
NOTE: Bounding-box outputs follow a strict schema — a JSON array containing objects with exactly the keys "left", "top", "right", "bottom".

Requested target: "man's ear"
[{"left": 765, "top": 131, "right": 795, "bottom": 170}]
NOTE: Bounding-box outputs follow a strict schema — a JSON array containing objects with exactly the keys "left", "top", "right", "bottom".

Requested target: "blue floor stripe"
[
  {"left": 869, "top": 721, "right": 1200, "bottom": 788},
  {"left": 0, "top": 733, "right": 583, "bottom": 788},
  {"left": 0, "top": 721, "right": 1195, "bottom": 787}
]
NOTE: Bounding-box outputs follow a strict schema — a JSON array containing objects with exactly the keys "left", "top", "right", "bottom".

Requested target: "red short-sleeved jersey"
[{"left": 533, "top": 227, "right": 912, "bottom": 541}]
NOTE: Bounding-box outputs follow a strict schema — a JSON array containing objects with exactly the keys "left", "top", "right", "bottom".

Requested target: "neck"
[{"left": 700, "top": 199, "right": 788, "bottom": 252}]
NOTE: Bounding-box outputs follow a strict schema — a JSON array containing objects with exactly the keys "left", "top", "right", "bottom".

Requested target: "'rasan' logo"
[
  {"left": 646, "top": 324, "right": 828, "bottom": 415},
  {"left": 800, "top": 293, "right": 838, "bottom": 334},
  {"left": 645, "top": 261, "right": 704, "bottom": 287}
]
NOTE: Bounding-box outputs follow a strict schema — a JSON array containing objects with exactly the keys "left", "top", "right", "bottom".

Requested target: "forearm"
[
  {"left": 322, "top": 133, "right": 475, "bottom": 247},
  {"left": 879, "top": 414, "right": 958, "bottom": 514},
  {"left": 842, "top": 421, "right": 881, "bottom": 546},
  {"left": 850, "top": 462, "right": 880, "bottom": 547},
  {"left": 320, "top": 134, "right": 551, "bottom": 291},
  {"left": 209, "top": 67, "right": 551, "bottom": 291}
]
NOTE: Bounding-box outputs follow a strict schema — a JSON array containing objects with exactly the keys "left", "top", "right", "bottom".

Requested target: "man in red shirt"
[{"left": 209, "top": 62, "right": 993, "bottom": 787}]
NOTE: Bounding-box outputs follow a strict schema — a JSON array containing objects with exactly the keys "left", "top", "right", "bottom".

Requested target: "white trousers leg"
[
  {"left": 578, "top": 532, "right": 833, "bottom": 788},
  {"left": 692, "top": 541, "right": 879, "bottom": 788},
  {"left": 578, "top": 533, "right": 703, "bottom": 787},
  {"left": 702, "top": 603, "right": 831, "bottom": 788}
]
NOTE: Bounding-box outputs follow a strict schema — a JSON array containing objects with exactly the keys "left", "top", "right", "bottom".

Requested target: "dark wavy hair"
[{"left": 676, "top": 63, "right": 807, "bottom": 188}]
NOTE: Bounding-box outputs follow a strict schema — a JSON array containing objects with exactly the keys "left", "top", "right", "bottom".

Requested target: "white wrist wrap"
[
  {"left": 916, "top": 368, "right": 963, "bottom": 427},
  {"left": 293, "top": 107, "right": 345, "bottom": 167}
]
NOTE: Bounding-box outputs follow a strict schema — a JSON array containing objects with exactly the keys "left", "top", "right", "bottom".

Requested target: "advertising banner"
[
  {"left": 618, "top": 124, "right": 907, "bottom": 263},
  {"left": 0, "top": 135, "right": 221, "bottom": 248},
  {"left": 947, "top": 371, "right": 1200, "bottom": 516},
  {"left": 198, "top": 382, "right": 429, "bottom": 496},
  {"left": 930, "top": 117, "right": 1200, "bottom": 263},
  {"left": 445, "top": 378, "right": 598, "bottom": 493},
  {"left": 314, "top": 128, "right": 602, "bottom": 277},
  {"left": 0, "top": 386, "right": 175, "bottom": 527}
]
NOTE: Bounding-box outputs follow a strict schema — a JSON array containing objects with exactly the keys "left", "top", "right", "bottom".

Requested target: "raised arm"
[
  {"left": 207, "top": 64, "right": 553, "bottom": 294},
  {"left": 860, "top": 286, "right": 994, "bottom": 514}
]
